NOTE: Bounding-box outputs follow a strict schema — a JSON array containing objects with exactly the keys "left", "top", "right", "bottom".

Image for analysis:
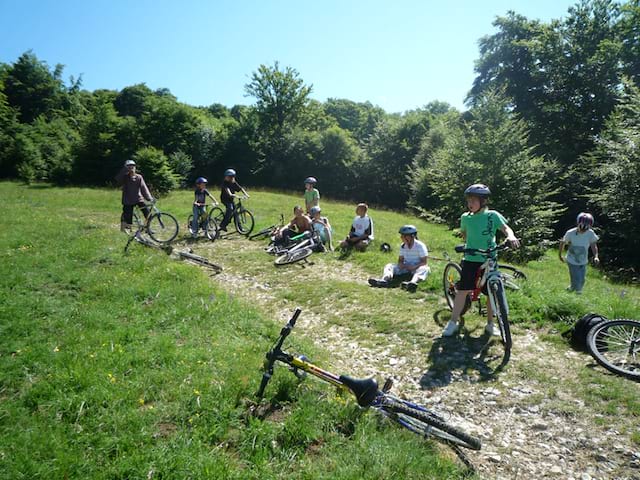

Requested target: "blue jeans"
[
  {"left": 568, "top": 263, "right": 587, "bottom": 292},
  {"left": 191, "top": 205, "right": 205, "bottom": 235},
  {"left": 220, "top": 202, "right": 235, "bottom": 229}
]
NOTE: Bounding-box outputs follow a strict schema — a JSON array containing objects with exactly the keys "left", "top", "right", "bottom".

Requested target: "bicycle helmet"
[
  {"left": 380, "top": 242, "right": 392, "bottom": 253},
  {"left": 195, "top": 176, "right": 208, "bottom": 184},
  {"left": 577, "top": 212, "right": 594, "bottom": 230},
  {"left": 309, "top": 206, "right": 321, "bottom": 216},
  {"left": 398, "top": 225, "right": 418, "bottom": 235},
  {"left": 224, "top": 168, "right": 236, "bottom": 177},
  {"left": 464, "top": 183, "right": 491, "bottom": 197},
  {"left": 124, "top": 159, "right": 136, "bottom": 167},
  {"left": 304, "top": 176, "right": 317, "bottom": 185}
]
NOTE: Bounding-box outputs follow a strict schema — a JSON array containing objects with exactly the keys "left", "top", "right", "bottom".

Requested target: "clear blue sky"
[{"left": 1, "top": 0, "right": 578, "bottom": 112}]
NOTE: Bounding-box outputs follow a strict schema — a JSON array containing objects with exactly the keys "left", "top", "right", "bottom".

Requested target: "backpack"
[{"left": 563, "top": 313, "right": 607, "bottom": 352}]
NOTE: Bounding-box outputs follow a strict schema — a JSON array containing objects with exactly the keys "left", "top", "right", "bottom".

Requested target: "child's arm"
[
  {"left": 558, "top": 240, "right": 565, "bottom": 262},
  {"left": 140, "top": 176, "right": 153, "bottom": 202},
  {"left": 206, "top": 190, "right": 218, "bottom": 205},
  {"left": 500, "top": 224, "right": 520, "bottom": 248},
  {"left": 236, "top": 182, "right": 249, "bottom": 197},
  {"left": 590, "top": 242, "right": 600, "bottom": 265}
]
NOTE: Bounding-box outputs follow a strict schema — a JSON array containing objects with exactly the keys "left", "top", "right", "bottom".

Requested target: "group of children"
[{"left": 118, "top": 161, "right": 601, "bottom": 338}]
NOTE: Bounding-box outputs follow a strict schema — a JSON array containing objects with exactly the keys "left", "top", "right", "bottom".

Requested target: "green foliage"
[
  {"left": 410, "top": 90, "right": 562, "bottom": 260},
  {"left": 133, "top": 147, "right": 179, "bottom": 195}
]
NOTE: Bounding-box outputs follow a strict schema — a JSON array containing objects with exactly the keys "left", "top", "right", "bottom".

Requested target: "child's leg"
[
  {"left": 122, "top": 205, "right": 134, "bottom": 225},
  {"left": 410, "top": 265, "right": 430, "bottom": 284},
  {"left": 574, "top": 264, "right": 587, "bottom": 292},
  {"left": 568, "top": 263, "right": 579, "bottom": 291},
  {"left": 137, "top": 201, "right": 151, "bottom": 221},
  {"left": 191, "top": 205, "right": 201, "bottom": 235},
  {"left": 451, "top": 290, "right": 472, "bottom": 322},
  {"left": 220, "top": 202, "right": 234, "bottom": 229},
  {"left": 382, "top": 263, "right": 398, "bottom": 281}
]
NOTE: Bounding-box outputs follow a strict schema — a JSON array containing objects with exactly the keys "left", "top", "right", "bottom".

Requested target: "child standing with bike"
[
  {"left": 559, "top": 212, "right": 600, "bottom": 294},
  {"left": 303, "top": 177, "right": 320, "bottom": 214},
  {"left": 115, "top": 159, "right": 153, "bottom": 233},
  {"left": 191, "top": 177, "right": 216, "bottom": 239},
  {"left": 442, "top": 184, "right": 519, "bottom": 337},
  {"left": 219, "top": 168, "right": 247, "bottom": 232}
]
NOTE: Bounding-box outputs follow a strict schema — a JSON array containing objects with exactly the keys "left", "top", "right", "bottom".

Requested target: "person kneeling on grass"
[
  {"left": 368, "top": 225, "right": 430, "bottom": 293},
  {"left": 310, "top": 206, "right": 334, "bottom": 251},
  {"left": 340, "top": 203, "right": 374, "bottom": 252}
]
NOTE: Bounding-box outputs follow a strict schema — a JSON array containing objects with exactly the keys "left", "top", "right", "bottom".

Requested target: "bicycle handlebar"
[{"left": 454, "top": 242, "right": 510, "bottom": 256}]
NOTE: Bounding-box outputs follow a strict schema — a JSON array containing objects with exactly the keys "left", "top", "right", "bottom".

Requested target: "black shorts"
[{"left": 457, "top": 260, "right": 485, "bottom": 291}]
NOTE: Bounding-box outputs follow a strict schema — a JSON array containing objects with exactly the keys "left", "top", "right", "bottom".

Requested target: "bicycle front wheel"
[
  {"left": 210, "top": 207, "right": 225, "bottom": 229},
  {"left": 499, "top": 265, "right": 527, "bottom": 291},
  {"left": 205, "top": 217, "right": 219, "bottom": 241},
  {"left": 147, "top": 212, "right": 179, "bottom": 244},
  {"left": 442, "top": 263, "right": 471, "bottom": 315},
  {"left": 275, "top": 247, "right": 313, "bottom": 266},
  {"left": 381, "top": 397, "right": 481, "bottom": 450},
  {"left": 236, "top": 208, "right": 255, "bottom": 235},
  {"left": 490, "top": 280, "right": 512, "bottom": 354},
  {"left": 587, "top": 319, "right": 640, "bottom": 381}
]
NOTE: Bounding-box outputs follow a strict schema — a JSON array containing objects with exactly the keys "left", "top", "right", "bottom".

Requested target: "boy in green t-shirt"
[
  {"left": 442, "top": 184, "right": 520, "bottom": 337},
  {"left": 303, "top": 176, "right": 320, "bottom": 214}
]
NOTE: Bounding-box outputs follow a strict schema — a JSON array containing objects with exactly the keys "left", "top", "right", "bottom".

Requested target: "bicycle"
[
  {"left": 187, "top": 204, "right": 219, "bottom": 241},
  {"left": 131, "top": 200, "right": 179, "bottom": 244},
  {"left": 442, "top": 243, "right": 515, "bottom": 359},
  {"left": 210, "top": 194, "right": 254, "bottom": 236},
  {"left": 249, "top": 213, "right": 285, "bottom": 241},
  {"left": 273, "top": 231, "right": 323, "bottom": 266},
  {"left": 587, "top": 318, "right": 640, "bottom": 381},
  {"left": 257, "top": 308, "right": 482, "bottom": 451}
]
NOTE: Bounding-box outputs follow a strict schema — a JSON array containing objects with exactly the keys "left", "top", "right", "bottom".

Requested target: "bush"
[{"left": 133, "top": 147, "right": 179, "bottom": 196}]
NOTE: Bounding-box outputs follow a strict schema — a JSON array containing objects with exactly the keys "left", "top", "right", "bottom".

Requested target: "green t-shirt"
[
  {"left": 304, "top": 188, "right": 320, "bottom": 208},
  {"left": 460, "top": 209, "right": 507, "bottom": 262}
]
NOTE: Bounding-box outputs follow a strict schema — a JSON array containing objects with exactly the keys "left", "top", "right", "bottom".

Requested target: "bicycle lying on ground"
[
  {"left": 257, "top": 308, "right": 482, "bottom": 451},
  {"left": 130, "top": 200, "right": 179, "bottom": 244},
  {"left": 210, "top": 195, "right": 254, "bottom": 237},
  {"left": 587, "top": 318, "right": 640, "bottom": 381},
  {"left": 249, "top": 213, "right": 285, "bottom": 241},
  {"left": 187, "top": 204, "right": 219, "bottom": 241},
  {"left": 270, "top": 231, "right": 324, "bottom": 266},
  {"left": 442, "top": 243, "right": 517, "bottom": 361}
]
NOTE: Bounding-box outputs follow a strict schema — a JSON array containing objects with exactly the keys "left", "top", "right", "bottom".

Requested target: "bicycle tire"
[
  {"left": 210, "top": 207, "right": 225, "bottom": 230},
  {"left": 129, "top": 212, "right": 145, "bottom": 238},
  {"left": 499, "top": 265, "right": 527, "bottom": 291},
  {"left": 490, "top": 280, "right": 512, "bottom": 355},
  {"left": 147, "top": 212, "right": 179, "bottom": 244},
  {"left": 587, "top": 319, "right": 640, "bottom": 381},
  {"left": 442, "top": 262, "right": 471, "bottom": 315},
  {"left": 275, "top": 247, "right": 313, "bottom": 266},
  {"left": 236, "top": 208, "right": 255, "bottom": 236},
  {"left": 381, "top": 397, "right": 481, "bottom": 450},
  {"left": 249, "top": 226, "right": 274, "bottom": 241},
  {"left": 205, "top": 217, "right": 219, "bottom": 241}
]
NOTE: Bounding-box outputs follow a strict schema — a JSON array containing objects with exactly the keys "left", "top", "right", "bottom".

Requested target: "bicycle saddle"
[{"left": 339, "top": 375, "right": 379, "bottom": 407}]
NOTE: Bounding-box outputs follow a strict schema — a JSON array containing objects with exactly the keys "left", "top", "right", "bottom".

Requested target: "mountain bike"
[
  {"left": 587, "top": 318, "right": 640, "bottom": 381},
  {"left": 273, "top": 231, "right": 323, "bottom": 266},
  {"left": 442, "top": 243, "right": 515, "bottom": 359},
  {"left": 257, "top": 308, "right": 482, "bottom": 451},
  {"left": 187, "top": 204, "right": 219, "bottom": 241},
  {"left": 210, "top": 194, "right": 254, "bottom": 236},
  {"left": 249, "top": 213, "right": 285, "bottom": 241},
  {"left": 131, "top": 200, "right": 179, "bottom": 244}
]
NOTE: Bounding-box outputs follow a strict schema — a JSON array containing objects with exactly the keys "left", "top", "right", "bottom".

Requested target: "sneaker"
[
  {"left": 406, "top": 282, "right": 418, "bottom": 293},
  {"left": 442, "top": 320, "right": 459, "bottom": 337},
  {"left": 368, "top": 278, "right": 390, "bottom": 288},
  {"left": 400, "top": 281, "right": 409, "bottom": 290},
  {"left": 566, "top": 286, "right": 574, "bottom": 292},
  {"left": 485, "top": 322, "right": 501, "bottom": 336}
]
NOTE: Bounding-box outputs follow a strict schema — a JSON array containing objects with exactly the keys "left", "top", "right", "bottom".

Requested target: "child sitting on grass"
[
  {"left": 310, "top": 206, "right": 334, "bottom": 251},
  {"left": 340, "top": 203, "right": 374, "bottom": 252}
]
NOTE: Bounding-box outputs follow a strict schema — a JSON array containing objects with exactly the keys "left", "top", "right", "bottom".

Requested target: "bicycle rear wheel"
[
  {"left": 490, "top": 280, "right": 512, "bottom": 356},
  {"left": 381, "top": 397, "right": 481, "bottom": 450},
  {"left": 275, "top": 247, "right": 313, "bottom": 266},
  {"left": 236, "top": 208, "right": 255, "bottom": 235},
  {"left": 442, "top": 263, "right": 471, "bottom": 315},
  {"left": 587, "top": 319, "right": 640, "bottom": 381},
  {"left": 499, "top": 265, "right": 527, "bottom": 291},
  {"left": 147, "top": 212, "right": 179, "bottom": 244}
]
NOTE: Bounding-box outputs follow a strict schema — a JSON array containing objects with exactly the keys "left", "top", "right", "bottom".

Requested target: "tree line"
[{"left": 0, "top": 0, "right": 638, "bottom": 273}]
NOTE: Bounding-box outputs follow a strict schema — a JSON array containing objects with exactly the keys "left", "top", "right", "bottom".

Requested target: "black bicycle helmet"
[
  {"left": 464, "top": 183, "right": 491, "bottom": 197},
  {"left": 196, "top": 176, "right": 208, "bottom": 184},
  {"left": 380, "top": 242, "right": 392, "bottom": 253}
]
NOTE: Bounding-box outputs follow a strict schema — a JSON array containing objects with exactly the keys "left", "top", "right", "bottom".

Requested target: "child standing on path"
[
  {"left": 115, "top": 159, "right": 153, "bottom": 232},
  {"left": 559, "top": 213, "right": 600, "bottom": 294},
  {"left": 191, "top": 177, "right": 216, "bottom": 238},
  {"left": 303, "top": 177, "right": 320, "bottom": 214},
  {"left": 442, "top": 184, "right": 520, "bottom": 337},
  {"left": 219, "top": 168, "right": 247, "bottom": 232}
]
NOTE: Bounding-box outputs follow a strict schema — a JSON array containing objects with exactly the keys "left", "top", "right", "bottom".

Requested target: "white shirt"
[
  {"left": 400, "top": 239, "right": 428, "bottom": 266},
  {"left": 563, "top": 227, "right": 599, "bottom": 265},
  {"left": 352, "top": 215, "right": 373, "bottom": 239}
]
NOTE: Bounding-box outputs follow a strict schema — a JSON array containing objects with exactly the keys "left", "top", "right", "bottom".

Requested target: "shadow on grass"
[{"left": 420, "top": 310, "right": 510, "bottom": 388}]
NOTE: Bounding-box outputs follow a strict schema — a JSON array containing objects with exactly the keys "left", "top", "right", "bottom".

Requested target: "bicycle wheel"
[
  {"left": 499, "top": 265, "right": 527, "bottom": 291},
  {"left": 147, "top": 212, "right": 179, "bottom": 244},
  {"left": 442, "top": 263, "right": 471, "bottom": 315},
  {"left": 275, "top": 247, "right": 313, "bottom": 266},
  {"left": 490, "top": 280, "right": 512, "bottom": 355},
  {"left": 205, "top": 217, "right": 219, "bottom": 241},
  {"left": 249, "top": 226, "right": 274, "bottom": 241},
  {"left": 381, "top": 397, "right": 481, "bottom": 450},
  {"left": 587, "top": 319, "right": 640, "bottom": 381},
  {"left": 236, "top": 208, "right": 255, "bottom": 235},
  {"left": 128, "top": 211, "right": 145, "bottom": 238},
  {"left": 210, "top": 207, "right": 225, "bottom": 228}
]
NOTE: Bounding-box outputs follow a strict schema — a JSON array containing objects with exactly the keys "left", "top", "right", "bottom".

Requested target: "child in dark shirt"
[
  {"left": 219, "top": 168, "right": 247, "bottom": 231},
  {"left": 191, "top": 177, "right": 216, "bottom": 238}
]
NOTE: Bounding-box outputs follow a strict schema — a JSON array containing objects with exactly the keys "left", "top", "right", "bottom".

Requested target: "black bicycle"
[
  {"left": 210, "top": 194, "right": 255, "bottom": 236},
  {"left": 131, "top": 200, "right": 180, "bottom": 244},
  {"left": 249, "top": 213, "right": 285, "bottom": 241},
  {"left": 257, "top": 308, "right": 482, "bottom": 451},
  {"left": 587, "top": 318, "right": 640, "bottom": 381}
]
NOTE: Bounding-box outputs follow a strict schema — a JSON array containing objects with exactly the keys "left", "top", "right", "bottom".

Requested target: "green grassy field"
[{"left": 0, "top": 182, "right": 476, "bottom": 479}]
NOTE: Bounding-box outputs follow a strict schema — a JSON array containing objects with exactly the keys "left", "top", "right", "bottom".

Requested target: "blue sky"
[{"left": 1, "top": 0, "right": 579, "bottom": 112}]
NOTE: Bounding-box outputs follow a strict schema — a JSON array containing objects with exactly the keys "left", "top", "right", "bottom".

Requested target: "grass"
[{"left": 0, "top": 182, "right": 473, "bottom": 479}]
